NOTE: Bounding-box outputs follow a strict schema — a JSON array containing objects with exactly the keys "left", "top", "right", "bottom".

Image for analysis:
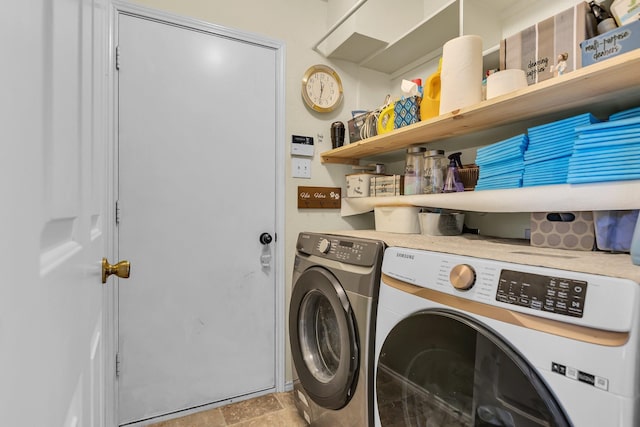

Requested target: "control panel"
[
  {"left": 296, "top": 232, "right": 384, "bottom": 267},
  {"left": 497, "top": 269, "right": 587, "bottom": 318},
  {"left": 380, "top": 246, "right": 640, "bottom": 331}
]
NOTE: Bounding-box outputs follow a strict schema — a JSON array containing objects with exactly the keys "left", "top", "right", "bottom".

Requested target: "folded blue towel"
[
  {"left": 528, "top": 113, "right": 599, "bottom": 137},
  {"left": 610, "top": 106, "right": 640, "bottom": 121},
  {"left": 567, "top": 173, "right": 640, "bottom": 183},
  {"left": 476, "top": 134, "right": 528, "bottom": 165},
  {"left": 574, "top": 135, "right": 640, "bottom": 149},
  {"left": 576, "top": 116, "right": 640, "bottom": 133},
  {"left": 477, "top": 159, "right": 524, "bottom": 178}
]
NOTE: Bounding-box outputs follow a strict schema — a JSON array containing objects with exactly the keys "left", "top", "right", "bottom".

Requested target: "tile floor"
[{"left": 148, "top": 392, "right": 307, "bottom": 427}]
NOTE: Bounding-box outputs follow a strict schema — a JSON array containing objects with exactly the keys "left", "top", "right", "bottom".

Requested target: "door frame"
[{"left": 105, "top": 2, "right": 286, "bottom": 424}]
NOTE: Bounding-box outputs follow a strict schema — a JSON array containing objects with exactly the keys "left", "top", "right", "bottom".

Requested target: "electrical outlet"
[{"left": 292, "top": 158, "right": 311, "bottom": 178}]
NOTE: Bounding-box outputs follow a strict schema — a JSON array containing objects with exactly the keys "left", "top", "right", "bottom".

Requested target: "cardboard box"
[
  {"left": 500, "top": 3, "right": 587, "bottom": 85},
  {"left": 580, "top": 20, "right": 640, "bottom": 66},
  {"left": 530, "top": 211, "right": 595, "bottom": 251}
]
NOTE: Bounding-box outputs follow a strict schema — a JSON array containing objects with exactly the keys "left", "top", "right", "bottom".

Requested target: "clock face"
[{"left": 302, "top": 65, "right": 343, "bottom": 113}]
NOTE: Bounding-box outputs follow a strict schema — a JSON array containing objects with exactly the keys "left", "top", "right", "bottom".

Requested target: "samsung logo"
[{"left": 396, "top": 252, "right": 414, "bottom": 260}]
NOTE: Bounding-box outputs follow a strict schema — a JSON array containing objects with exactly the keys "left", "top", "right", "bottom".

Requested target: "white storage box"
[
  {"left": 374, "top": 206, "right": 421, "bottom": 234},
  {"left": 346, "top": 173, "right": 378, "bottom": 198},
  {"left": 419, "top": 212, "right": 465, "bottom": 236}
]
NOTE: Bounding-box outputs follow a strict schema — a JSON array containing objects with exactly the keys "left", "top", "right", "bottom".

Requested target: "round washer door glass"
[
  {"left": 376, "top": 310, "right": 570, "bottom": 427},
  {"left": 299, "top": 289, "right": 342, "bottom": 382},
  {"left": 289, "top": 266, "right": 358, "bottom": 410}
]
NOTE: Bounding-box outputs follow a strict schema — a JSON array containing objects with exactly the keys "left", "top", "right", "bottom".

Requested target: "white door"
[
  {"left": 116, "top": 12, "right": 280, "bottom": 424},
  {"left": 1, "top": 1, "right": 109, "bottom": 426}
]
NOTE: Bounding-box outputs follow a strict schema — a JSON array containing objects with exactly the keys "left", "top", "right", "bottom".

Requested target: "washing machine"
[
  {"left": 289, "top": 232, "right": 384, "bottom": 426},
  {"left": 374, "top": 246, "right": 640, "bottom": 427}
]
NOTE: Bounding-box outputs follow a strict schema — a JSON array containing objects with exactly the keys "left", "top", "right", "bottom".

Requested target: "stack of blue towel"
[
  {"left": 475, "top": 134, "right": 528, "bottom": 190},
  {"left": 522, "top": 113, "right": 600, "bottom": 186},
  {"left": 567, "top": 108, "right": 640, "bottom": 184}
]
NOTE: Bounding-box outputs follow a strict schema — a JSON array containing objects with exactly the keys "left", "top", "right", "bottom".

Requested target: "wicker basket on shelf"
[{"left": 459, "top": 164, "right": 479, "bottom": 191}]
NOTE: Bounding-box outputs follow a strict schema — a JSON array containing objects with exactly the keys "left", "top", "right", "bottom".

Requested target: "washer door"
[
  {"left": 289, "top": 266, "right": 358, "bottom": 410},
  {"left": 376, "top": 310, "right": 571, "bottom": 427}
]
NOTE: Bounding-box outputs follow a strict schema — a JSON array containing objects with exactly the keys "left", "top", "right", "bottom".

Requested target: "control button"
[
  {"left": 450, "top": 264, "right": 476, "bottom": 291},
  {"left": 318, "top": 238, "right": 331, "bottom": 254},
  {"left": 595, "top": 376, "right": 609, "bottom": 391}
]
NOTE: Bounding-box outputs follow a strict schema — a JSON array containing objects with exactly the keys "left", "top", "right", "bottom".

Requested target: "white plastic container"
[
  {"left": 419, "top": 212, "right": 465, "bottom": 236},
  {"left": 374, "top": 206, "right": 421, "bottom": 234}
]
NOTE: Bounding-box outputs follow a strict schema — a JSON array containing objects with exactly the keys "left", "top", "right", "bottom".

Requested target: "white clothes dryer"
[
  {"left": 375, "top": 246, "right": 640, "bottom": 427},
  {"left": 290, "top": 232, "right": 384, "bottom": 426}
]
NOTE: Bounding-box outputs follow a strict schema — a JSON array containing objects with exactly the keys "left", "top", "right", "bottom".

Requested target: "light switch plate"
[{"left": 292, "top": 158, "right": 311, "bottom": 178}]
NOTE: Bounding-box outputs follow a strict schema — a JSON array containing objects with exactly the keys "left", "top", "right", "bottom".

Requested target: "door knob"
[
  {"left": 259, "top": 233, "right": 273, "bottom": 245},
  {"left": 102, "top": 258, "right": 131, "bottom": 284}
]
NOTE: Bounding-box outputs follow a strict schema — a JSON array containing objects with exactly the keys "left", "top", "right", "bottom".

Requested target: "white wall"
[{"left": 127, "top": 0, "right": 392, "bottom": 383}]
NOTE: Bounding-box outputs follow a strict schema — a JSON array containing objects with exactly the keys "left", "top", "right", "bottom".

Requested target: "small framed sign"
[{"left": 298, "top": 186, "right": 341, "bottom": 209}]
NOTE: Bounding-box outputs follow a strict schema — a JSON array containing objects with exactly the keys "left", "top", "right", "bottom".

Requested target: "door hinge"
[
  {"left": 115, "top": 45, "right": 121, "bottom": 70},
  {"left": 116, "top": 353, "right": 121, "bottom": 377},
  {"left": 115, "top": 200, "right": 121, "bottom": 225}
]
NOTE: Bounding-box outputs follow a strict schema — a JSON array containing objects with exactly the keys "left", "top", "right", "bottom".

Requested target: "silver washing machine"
[
  {"left": 289, "top": 232, "right": 385, "bottom": 426},
  {"left": 375, "top": 247, "right": 640, "bottom": 427}
]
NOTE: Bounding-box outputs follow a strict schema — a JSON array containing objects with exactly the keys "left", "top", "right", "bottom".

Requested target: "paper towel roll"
[
  {"left": 439, "top": 35, "right": 483, "bottom": 115},
  {"left": 486, "top": 69, "right": 528, "bottom": 99}
]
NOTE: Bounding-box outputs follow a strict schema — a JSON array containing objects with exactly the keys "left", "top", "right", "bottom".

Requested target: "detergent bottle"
[
  {"left": 420, "top": 58, "right": 442, "bottom": 120},
  {"left": 443, "top": 152, "right": 465, "bottom": 193}
]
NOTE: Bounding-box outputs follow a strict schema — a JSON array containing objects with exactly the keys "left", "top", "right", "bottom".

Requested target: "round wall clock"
[{"left": 301, "top": 64, "right": 344, "bottom": 113}]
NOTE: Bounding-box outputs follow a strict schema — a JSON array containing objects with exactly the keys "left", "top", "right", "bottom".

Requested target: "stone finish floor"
[{"left": 148, "top": 392, "right": 307, "bottom": 427}]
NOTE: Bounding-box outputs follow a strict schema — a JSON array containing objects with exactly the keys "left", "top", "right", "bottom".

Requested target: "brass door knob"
[{"left": 102, "top": 258, "right": 131, "bottom": 284}]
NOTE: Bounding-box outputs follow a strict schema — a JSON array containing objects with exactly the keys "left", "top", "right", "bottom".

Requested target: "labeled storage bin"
[
  {"left": 374, "top": 206, "right": 421, "bottom": 234},
  {"left": 581, "top": 20, "right": 640, "bottom": 67}
]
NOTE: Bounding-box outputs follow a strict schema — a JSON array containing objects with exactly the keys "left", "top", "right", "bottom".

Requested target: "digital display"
[
  {"left": 339, "top": 241, "right": 354, "bottom": 248},
  {"left": 496, "top": 269, "right": 587, "bottom": 318}
]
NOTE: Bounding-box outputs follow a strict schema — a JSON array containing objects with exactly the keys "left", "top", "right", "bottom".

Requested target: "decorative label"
[{"left": 298, "top": 186, "right": 341, "bottom": 209}]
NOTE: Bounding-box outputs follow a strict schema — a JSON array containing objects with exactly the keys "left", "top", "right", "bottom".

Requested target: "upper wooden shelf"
[{"left": 321, "top": 50, "right": 640, "bottom": 165}]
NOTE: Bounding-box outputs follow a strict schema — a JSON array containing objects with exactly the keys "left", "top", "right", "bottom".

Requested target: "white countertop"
[{"left": 329, "top": 230, "right": 640, "bottom": 283}]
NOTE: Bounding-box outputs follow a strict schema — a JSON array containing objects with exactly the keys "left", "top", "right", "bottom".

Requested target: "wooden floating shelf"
[{"left": 321, "top": 50, "right": 640, "bottom": 165}]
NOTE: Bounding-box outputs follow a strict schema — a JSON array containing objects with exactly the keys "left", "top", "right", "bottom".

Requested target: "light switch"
[{"left": 292, "top": 158, "right": 311, "bottom": 178}]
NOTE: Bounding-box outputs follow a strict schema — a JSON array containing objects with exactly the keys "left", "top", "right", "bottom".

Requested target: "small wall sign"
[{"left": 298, "top": 186, "right": 341, "bottom": 209}]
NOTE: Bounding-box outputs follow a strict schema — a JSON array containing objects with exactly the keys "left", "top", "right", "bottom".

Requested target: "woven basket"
[{"left": 459, "top": 164, "right": 479, "bottom": 191}]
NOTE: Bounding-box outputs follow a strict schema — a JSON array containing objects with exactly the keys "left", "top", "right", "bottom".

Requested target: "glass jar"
[
  {"left": 404, "top": 147, "right": 426, "bottom": 195},
  {"left": 423, "top": 149, "right": 446, "bottom": 194}
]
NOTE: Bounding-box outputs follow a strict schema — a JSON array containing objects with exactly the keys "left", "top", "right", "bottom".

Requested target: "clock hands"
[{"left": 319, "top": 81, "right": 325, "bottom": 102}]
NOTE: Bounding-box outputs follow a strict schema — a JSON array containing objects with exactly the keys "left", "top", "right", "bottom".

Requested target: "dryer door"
[
  {"left": 376, "top": 310, "right": 571, "bottom": 427},
  {"left": 289, "top": 266, "right": 358, "bottom": 410}
]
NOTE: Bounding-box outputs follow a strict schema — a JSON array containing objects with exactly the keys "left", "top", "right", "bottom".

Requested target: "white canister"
[{"left": 486, "top": 69, "right": 528, "bottom": 99}]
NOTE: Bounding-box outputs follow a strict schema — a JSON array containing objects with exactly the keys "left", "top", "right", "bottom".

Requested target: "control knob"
[
  {"left": 318, "top": 238, "right": 332, "bottom": 254},
  {"left": 450, "top": 264, "right": 476, "bottom": 290}
]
